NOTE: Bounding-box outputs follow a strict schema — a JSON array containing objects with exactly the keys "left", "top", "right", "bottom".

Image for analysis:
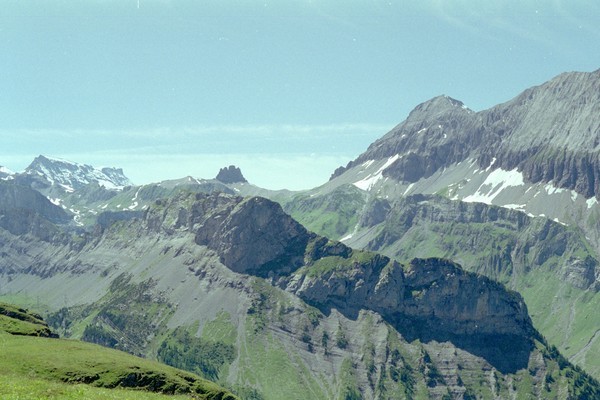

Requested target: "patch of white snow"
[
  {"left": 544, "top": 183, "right": 566, "bottom": 196},
  {"left": 504, "top": 204, "right": 526, "bottom": 210},
  {"left": 340, "top": 233, "right": 353, "bottom": 242},
  {"left": 361, "top": 159, "right": 375, "bottom": 169},
  {"left": 403, "top": 183, "right": 415, "bottom": 196},
  {"left": 570, "top": 191, "right": 578, "bottom": 202},
  {"left": 131, "top": 187, "right": 141, "bottom": 202},
  {"left": 60, "top": 184, "right": 75, "bottom": 193},
  {"left": 463, "top": 168, "right": 524, "bottom": 205},
  {"left": 553, "top": 218, "right": 568, "bottom": 226},
  {"left": 353, "top": 154, "right": 400, "bottom": 191},
  {"left": 485, "top": 157, "right": 497, "bottom": 172},
  {"left": 586, "top": 197, "right": 598, "bottom": 209}
]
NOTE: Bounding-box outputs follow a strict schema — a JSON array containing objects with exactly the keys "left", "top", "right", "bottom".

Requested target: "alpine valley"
[{"left": 2, "top": 69, "right": 600, "bottom": 400}]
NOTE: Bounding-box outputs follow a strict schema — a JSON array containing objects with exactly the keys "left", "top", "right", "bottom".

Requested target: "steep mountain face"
[
  {"left": 332, "top": 69, "right": 600, "bottom": 198},
  {"left": 0, "top": 182, "right": 70, "bottom": 225},
  {"left": 353, "top": 194, "right": 599, "bottom": 289},
  {"left": 331, "top": 96, "right": 484, "bottom": 183},
  {"left": 479, "top": 70, "right": 600, "bottom": 198},
  {"left": 325, "top": 69, "right": 600, "bottom": 249},
  {"left": 1, "top": 191, "right": 598, "bottom": 399},
  {"left": 16, "top": 155, "right": 132, "bottom": 192},
  {"left": 0, "top": 182, "right": 72, "bottom": 241},
  {"left": 287, "top": 255, "right": 534, "bottom": 374}
]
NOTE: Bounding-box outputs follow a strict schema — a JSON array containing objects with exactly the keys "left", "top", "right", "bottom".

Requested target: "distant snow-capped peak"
[
  {"left": 0, "top": 165, "right": 15, "bottom": 179},
  {"left": 25, "top": 155, "right": 132, "bottom": 191},
  {"left": 0, "top": 166, "right": 15, "bottom": 181}
]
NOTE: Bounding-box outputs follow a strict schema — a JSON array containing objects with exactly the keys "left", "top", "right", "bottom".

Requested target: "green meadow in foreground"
[{"left": 0, "top": 302, "right": 237, "bottom": 400}]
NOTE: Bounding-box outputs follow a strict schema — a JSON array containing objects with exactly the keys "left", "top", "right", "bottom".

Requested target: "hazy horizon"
[{"left": 2, "top": 0, "right": 599, "bottom": 189}]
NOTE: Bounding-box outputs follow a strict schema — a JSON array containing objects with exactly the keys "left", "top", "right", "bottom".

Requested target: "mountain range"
[{"left": 1, "top": 68, "right": 600, "bottom": 399}]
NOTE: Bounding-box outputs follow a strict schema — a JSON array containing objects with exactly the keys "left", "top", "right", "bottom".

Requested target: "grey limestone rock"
[{"left": 332, "top": 69, "right": 600, "bottom": 198}]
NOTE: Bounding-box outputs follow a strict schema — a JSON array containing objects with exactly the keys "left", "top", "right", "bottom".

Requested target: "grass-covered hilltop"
[{"left": 0, "top": 302, "right": 237, "bottom": 400}]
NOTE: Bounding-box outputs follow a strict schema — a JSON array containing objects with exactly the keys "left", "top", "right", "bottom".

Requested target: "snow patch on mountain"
[
  {"left": 0, "top": 166, "right": 15, "bottom": 180},
  {"left": 403, "top": 183, "right": 415, "bottom": 196},
  {"left": 361, "top": 159, "right": 375, "bottom": 169},
  {"left": 353, "top": 154, "right": 400, "bottom": 191},
  {"left": 48, "top": 197, "right": 62, "bottom": 206},
  {"left": 463, "top": 168, "right": 524, "bottom": 204},
  {"left": 340, "top": 232, "right": 353, "bottom": 241},
  {"left": 544, "top": 183, "right": 567, "bottom": 196},
  {"left": 587, "top": 197, "right": 598, "bottom": 209}
]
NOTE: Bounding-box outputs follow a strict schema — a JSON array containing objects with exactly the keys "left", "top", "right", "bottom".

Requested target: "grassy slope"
[
  {"left": 0, "top": 303, "right": 237, "bottom": 400},
  {"left": 283, "top": 184, "right": 366, "bottom": 240}
]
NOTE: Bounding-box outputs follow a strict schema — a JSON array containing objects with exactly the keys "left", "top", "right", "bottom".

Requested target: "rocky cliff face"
[
  {"left": 332, "top": 69, "right": 600, "bottom": 198},
  {"left": 287, "top": 252, "right": 533, "bottom": 374},
  {"left": 0, "top": 182, "right": 72, "bottom": 241}
]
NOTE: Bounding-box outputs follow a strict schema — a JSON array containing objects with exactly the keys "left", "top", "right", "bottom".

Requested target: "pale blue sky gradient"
[{"left": 2, "top": 0, "right": 599, "bottom": 189}]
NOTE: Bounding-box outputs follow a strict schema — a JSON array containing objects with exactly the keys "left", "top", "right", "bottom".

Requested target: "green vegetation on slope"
[
  {"left": 0, "top": 302, "right": 55, "bottom": 337},
  {"left": 300, "top": 235, "right": 388, "bottom": 278},
  {"left": 158, "top": 325, "right": 235, "bottom": 381},
  {"left": 0, "top": 303, "right": 237, "bottom": 400},
  {"left": 283, "top": 184, "right": 366, "bottom": 240},
  {"left": 48, "top": 274, "right": 175, "bottom": 356}
]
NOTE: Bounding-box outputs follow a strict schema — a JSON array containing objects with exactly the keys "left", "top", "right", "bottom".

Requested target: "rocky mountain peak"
[
  {"left": 215, "top": 165, "right": 247, "bottom": 184},
  {"left": 331, "top": 68, "right": 600, "bottom": 198},
  {"left": 407, "top": 95, "right": 470, "bottom": 117},
  {"left": 23, "top": 155, "right": 132, "bottom": 191},
  {"left": 0, "top": 166, "right": 14, "bottom": 181},
  {"left": 330, "top": 94, "right": 482, "bottom": 181}
]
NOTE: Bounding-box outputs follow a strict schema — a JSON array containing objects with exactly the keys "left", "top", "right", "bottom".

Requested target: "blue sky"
[{"left": 2, "top": 0, "right": 599, "bottom": 189}]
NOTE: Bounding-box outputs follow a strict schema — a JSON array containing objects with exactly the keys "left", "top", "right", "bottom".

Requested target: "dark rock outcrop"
[
  {"left": 195, "top": 196, "right": 312, "bottom": 277},
  {"left": 287, "top": 254, "right": 534, "bottom": 373},
  {"left": 215, "top": 165, "right": 247, "bottom": 184},
  {"left": 331, "top": 96, "right": 484, "bottom": 180}
]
